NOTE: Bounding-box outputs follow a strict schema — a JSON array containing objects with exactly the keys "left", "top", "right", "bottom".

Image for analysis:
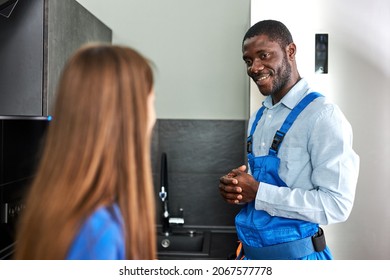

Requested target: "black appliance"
[{"left": 0, "top": 116, "right": 50, "bottom": 259}]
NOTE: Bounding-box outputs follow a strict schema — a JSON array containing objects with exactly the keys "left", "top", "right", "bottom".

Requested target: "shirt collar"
[{"left": 263, "top": 78, "right": 310, "bottom": 110}]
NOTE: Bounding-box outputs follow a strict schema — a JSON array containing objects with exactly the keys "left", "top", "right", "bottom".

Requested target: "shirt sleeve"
[
  {"left": 254, "top": 104, "right": 360, "bottom": 225},
  {"left": 67, "top": 206, "right": 125, "bottom": 260}
]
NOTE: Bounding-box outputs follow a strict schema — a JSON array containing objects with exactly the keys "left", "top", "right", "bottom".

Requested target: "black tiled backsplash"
[{"left": 152, "top": 119, "right": 246, "bottom": 227}]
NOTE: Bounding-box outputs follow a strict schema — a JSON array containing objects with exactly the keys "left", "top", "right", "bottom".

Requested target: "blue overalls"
[{"left": 235, "top": 92, "right": 333, "bottom": 260}]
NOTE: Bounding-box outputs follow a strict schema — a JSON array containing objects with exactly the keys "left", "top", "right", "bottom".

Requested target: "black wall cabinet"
[{"left": 0, "top": 0, "right": 112, "bottom": 116}]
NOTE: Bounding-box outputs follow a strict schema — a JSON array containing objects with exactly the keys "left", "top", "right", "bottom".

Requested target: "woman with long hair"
[{"left": 14, "top": 44, "right": 157, "bottom": 259}]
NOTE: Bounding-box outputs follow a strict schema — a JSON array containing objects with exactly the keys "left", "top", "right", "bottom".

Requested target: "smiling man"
[{"left": 219, "top": 20, "right": 360, "bottom": 260}]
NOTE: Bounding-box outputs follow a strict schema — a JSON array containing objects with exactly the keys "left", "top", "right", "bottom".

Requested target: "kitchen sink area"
[
  {"left": 155, "top": 152, "right": 239, "bottom": 260},
  {"left": 156, "top": 226, "right": 238, "bottom": 260}
]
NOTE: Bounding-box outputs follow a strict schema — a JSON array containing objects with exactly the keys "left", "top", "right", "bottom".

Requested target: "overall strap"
[
  {"left": 247, "top": 106, "right": 266, "bottom": 155},
  {"left": 269, "top": 92, "right": 323, "bottom": 156}
]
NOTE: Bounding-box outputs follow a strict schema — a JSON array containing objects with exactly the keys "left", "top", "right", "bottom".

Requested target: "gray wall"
[{"left": 76, "top": 0, "right": 251, "bottom": 120}]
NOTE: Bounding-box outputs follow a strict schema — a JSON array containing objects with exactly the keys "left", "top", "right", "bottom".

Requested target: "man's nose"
[{"left": 249, "top": 59, "right": 264, "bottom": 74}]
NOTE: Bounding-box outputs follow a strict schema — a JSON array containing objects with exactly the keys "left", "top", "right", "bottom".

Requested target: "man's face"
[{"left": 242, "top": 34, "right": 292, "bottom": 101}]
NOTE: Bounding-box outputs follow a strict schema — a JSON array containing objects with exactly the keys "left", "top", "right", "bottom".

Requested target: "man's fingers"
[
  {"left": 221, "top": 185, "right": 242, "bottom": 193},
  {"left": 229, "top": 165, "right": 247, "bottom": 176},
  {"left": 238, "top": 165, "right": 247, "bottom": 172},
  {"left": 220, "top": 176, "right": 238, "bottom": 185}
]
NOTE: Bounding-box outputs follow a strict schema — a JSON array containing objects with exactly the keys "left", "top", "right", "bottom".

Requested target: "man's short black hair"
[{"left": 243, "top": 20, "right": 293, "bottom": 49}]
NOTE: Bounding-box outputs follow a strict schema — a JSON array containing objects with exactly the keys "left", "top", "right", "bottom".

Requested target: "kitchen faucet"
[{"left": 158, "top": 152, "right": 184, "bottom": 236}]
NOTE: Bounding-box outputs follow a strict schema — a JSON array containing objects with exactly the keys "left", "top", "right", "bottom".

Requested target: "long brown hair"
[{"left": 14, "top": 44, "right": 156, "bottom": 259}]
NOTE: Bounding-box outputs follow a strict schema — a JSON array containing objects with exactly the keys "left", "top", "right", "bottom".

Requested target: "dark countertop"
[{"left": 157, "top": 226, "right": 238, "bottom": 260}]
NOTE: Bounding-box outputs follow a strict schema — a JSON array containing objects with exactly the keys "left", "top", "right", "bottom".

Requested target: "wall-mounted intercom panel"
[{"left": 315, "top": 33, "right": 328, "bottom": 74}]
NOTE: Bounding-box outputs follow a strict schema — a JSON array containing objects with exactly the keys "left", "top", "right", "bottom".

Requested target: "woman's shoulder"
[
  {"left": 67, "top": 204, "right": 125, "bottom": 260},
  {"left": 85, "top": 204, "right": 123, "bottom": 231}
]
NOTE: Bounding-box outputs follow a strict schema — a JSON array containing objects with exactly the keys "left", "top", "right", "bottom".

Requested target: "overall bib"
[{"left": 235, "top": 92, "right": 332, "bottom": 260}]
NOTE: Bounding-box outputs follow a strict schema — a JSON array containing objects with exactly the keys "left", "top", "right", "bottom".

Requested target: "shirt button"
[
  {"left": 261, "top": 142, "right": 266, "bottom": 147},
  {"left": 268, "top": 114, "right": 272, "bottom": 118}
]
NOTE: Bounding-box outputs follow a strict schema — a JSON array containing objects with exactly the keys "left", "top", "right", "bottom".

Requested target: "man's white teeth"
[{"left": 259, "top": 74, "right": 270, "bottom": 81}]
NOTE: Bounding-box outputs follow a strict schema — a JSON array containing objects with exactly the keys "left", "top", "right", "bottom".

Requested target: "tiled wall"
[{"left": 151, "top": 119, "right": 246, "bottom": 227}]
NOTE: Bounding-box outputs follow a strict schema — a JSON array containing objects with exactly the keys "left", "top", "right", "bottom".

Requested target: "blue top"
[
  {"left": 67, "top": 204, "right": 125, "bottom": 260},
  {"left": 248, "top": 78, "right": 360, "bottom": 225}
]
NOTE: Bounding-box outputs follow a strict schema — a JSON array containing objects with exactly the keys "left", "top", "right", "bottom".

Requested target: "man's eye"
[
  {"left": 244, "top": 60, "right": 252, "bottom": 66},
  {"left": 261, "top": 53, "right": 270, "bottom": 59}
]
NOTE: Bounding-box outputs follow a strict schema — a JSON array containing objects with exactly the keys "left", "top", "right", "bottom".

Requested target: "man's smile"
[{"left": 254, "top": 73, "right": 271, "bottom": 86}]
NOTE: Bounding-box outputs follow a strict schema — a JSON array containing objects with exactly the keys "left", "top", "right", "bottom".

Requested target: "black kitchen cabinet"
[
  {"left": 0, "top": 0, "right": 112, "bottom": 116},
  {"left": 0, "top": 116, "right": 50, "bottom": 259}
]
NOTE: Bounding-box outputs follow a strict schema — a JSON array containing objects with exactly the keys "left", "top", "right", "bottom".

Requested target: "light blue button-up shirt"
[{"left": 249, "top": 78, "right": 359, "bottom": 225}]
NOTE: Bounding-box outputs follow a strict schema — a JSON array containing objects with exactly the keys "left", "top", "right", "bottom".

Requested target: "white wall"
[
  {"left": 76, "top": 0, "right": 251, "bottom": 120},
  {"left": 251, "top": 0, "right": 390, "bottom": 259}
]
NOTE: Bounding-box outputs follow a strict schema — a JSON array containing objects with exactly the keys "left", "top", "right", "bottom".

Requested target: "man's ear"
[{"left": 286, "top": 43, "right": 297, "bottom": 60}]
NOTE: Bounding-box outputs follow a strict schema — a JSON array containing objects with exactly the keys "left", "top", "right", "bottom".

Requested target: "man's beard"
[{"left": 264, "top": 56, "right": 292, "bottom": 98}]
